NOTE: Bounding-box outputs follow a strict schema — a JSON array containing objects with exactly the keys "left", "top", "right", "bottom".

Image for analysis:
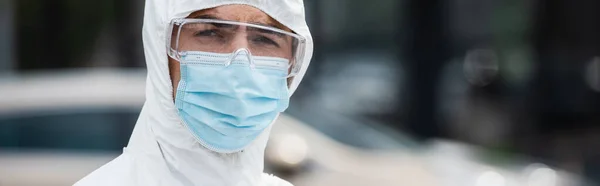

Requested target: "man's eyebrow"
[
  {"left": 193, "top": 14, "right": 221, "bottom": 20},
  {"left": 248, "top": 26, "right": 286, "bottom": 38},
  {"left": 249, "top": 21, "right": 284, "bottom": 30},
  {"left": 192, "top": 14, "right": 285, "bottom": 30}
]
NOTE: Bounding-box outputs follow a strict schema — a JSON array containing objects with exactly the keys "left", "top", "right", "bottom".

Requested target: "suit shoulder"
[
  {"left": 262, "top": 173, "right": 294, "bottom": 186},
  {"left": 74, "top": 154, "right": 135, "bottom": 186}
]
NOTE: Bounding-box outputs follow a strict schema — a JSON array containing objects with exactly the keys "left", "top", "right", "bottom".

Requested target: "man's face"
[{"left": 168, "top": 5, "right": 293, "bottom": 100}]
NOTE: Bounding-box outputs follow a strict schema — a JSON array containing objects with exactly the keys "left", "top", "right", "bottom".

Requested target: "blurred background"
[{"left": 1, "top": 0, "right": 599, "bottom": 185}]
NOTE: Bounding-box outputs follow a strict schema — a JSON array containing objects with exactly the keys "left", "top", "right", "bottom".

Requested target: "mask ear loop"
[{"left": 225, "top": 48, "right": 256, "bottom": 69}]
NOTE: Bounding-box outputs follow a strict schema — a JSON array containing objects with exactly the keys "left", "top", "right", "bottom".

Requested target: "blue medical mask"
[{"left": 174, "top": 49, "right": 290, "bottom": 153}]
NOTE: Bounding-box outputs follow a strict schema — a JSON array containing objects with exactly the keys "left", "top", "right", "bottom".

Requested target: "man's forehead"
[{"left": 187, "top": 5, "right": 288, "bottom": 31}]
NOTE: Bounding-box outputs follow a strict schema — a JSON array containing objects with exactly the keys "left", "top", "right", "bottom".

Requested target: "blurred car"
[
  {"left": 0, "top": 69, "right": 592, "bottom": 186},
  {"left": 0, "top": 69, "right": 435, "bottom": 186},
  {"left": 268, "top": 106, "right": 437, "bottom": 186},
  {"left": 0, "top": 69, "right": 145, "bottom": 186}
]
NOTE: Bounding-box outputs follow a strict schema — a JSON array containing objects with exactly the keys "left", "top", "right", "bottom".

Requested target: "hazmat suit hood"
[{"left": 75, "top": 0, "right": 313, "bottom": 185}]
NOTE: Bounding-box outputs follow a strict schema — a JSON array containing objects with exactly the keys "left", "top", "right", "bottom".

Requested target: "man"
[{"left": 75, "top": 0, "right": 313, "bottom": 185}]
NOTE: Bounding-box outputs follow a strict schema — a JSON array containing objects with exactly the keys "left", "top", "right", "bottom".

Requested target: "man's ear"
[
  {"left": 168, "top": 57, "right": 181, "bottom": 101},
  {"left": 287, "top": 77, "right": 293, "bottom": 87}
]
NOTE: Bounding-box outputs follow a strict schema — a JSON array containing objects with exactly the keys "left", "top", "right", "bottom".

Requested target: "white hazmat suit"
[{"left": 74, "top": 0, "right": 313, "bottom": 185}]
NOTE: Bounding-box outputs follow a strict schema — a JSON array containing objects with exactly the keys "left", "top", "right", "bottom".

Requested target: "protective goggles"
[{"left": 167, "top": 18, "right": 307, "bottom": 78}]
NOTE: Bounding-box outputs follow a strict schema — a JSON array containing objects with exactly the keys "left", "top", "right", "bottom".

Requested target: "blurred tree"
[
  {"left": 399, "top": 0, "right": 450, "bottom": 139},
  {"left": 112, "top": 0, "right": 144, "bottom": 67},
  {"left": 525, "top": 0, "right": 600, "bottom": 179},
  {"left": 0, "top": 0, "right": 14, "bottom": 73},
  {"left": 17, "top": 0, "right": 99, "bottom": 69},
  {"left": 530, "top": 0, "right": 600, "bottom": 141},
  {"left": 16, "top": 0, "right": 144, "bottom": 70}
]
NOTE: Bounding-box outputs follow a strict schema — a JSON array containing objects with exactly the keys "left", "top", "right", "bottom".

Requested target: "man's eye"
[
  {"left": 253, "top": 36, "right": 280, "bottom": 48},
  {"left": 195, "top": 29, "right": 219, "bottom": 37}
]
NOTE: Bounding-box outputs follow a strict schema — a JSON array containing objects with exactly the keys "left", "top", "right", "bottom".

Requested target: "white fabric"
[{"left": 74, "top": 0, "right": 313, "bottom": 185}]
